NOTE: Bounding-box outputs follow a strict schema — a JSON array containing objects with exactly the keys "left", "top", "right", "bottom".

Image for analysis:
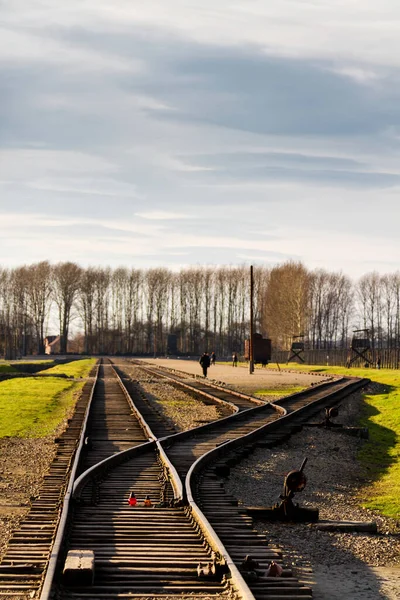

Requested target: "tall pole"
[{"left": 249, "top": 265, "right": 254, "bottom": 374}]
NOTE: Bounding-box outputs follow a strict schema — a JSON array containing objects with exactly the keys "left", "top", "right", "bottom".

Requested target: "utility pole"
[{"left": 249, "top": 265, "right": 254, "bottom": 374}]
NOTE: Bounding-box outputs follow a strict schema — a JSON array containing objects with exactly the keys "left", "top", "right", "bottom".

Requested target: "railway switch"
[
  {"left": 247, "top": 458, "right": 319, "bottom": 522},
  {"left": 323, "top": 405, "right": 342, "bottom": 428}
]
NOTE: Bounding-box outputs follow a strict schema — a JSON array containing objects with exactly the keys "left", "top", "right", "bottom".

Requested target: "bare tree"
[
  {"left": 53, "top": 262, "right": 82, "bottom": 353},
  {"left": 357, "top": 272, "right": 382, "bottom": 351},
  {"left": 0, "top": 268, "right": 14, "bottom": 358},
  {"left": 78, "top": 267, "right": 98, "bottom": 354},
  {"left": 25, "top": 261, "right": 53, "bottom": 354},
  {"left": 94, "top": 267, "right": 111, "bottom": 354},
  {"left": 124, "top": 269, "right": 143, "bottom": 354}
]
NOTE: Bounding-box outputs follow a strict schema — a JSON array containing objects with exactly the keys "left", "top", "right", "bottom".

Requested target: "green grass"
[
  {"left": 159, "top": 397, "right": 199, "bottom": 408},
  {"left": 10, "top": 360, "right": 57, "bottom": 374},
  {"left": 0, "top": 363, "right": 18, "bottom": 373},
  {"left": 43, "top": 358, "right": 97, "bottom": 378},
  {"left": 272, "top": 363, "right": 400, "bottom": 518},
  {"left": 0, "top": 377, "right": 84, "bottom": 437},
  {"left": 12, "top": 359, "right": 55, "bottom": 365},
  {"left": 255, "top": 385, "right": 306, "bottom": 397}
]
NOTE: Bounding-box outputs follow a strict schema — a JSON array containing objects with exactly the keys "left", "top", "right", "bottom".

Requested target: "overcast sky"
[{"left": 1, "top": 1, "right": 400, "bottom": 279}]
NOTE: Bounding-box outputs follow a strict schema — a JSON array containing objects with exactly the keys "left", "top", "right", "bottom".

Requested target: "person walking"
[
  {"left": 232, "top": 352, "right": 238, "bottom": 367},
  {"left": 210, "top": 351, "right": 216, "bottom": 366},
  {"left": 199, "top": 352, "right": 211, "bottom": 377}
]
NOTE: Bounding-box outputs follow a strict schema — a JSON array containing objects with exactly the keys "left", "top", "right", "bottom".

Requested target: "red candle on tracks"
[{"left": 128, "top": 492, "right": 137, "bottom": 506}]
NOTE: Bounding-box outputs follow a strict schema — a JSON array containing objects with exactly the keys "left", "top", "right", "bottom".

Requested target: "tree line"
[{"left": 1, "top": 261, "right": 400, "bottom": 359}]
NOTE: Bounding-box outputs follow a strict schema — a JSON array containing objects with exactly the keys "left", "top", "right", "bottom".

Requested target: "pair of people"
[{"left": 200, "top": 351, "right": 238, "bottom": 376}]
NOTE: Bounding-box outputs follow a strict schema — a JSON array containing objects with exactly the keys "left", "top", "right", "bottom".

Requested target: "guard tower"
[
  {"left": 287, "top": 335, "right": 305, "bottom": 364},
  {"left": 347, "top": 329, "right": 373, "bottom": 367}
]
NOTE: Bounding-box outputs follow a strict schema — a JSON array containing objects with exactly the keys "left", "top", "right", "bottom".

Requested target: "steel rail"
[
  {"left": 64, "top": 367, "right": 255, "bottom": 600},
  {"left": 185, "top": 377, "right": 370, "bottom": 485},
  {"left": 110, "top": 361, "right": 156, "bottom": 441},
  {"left": 183, "top": 375, "right": 370, "bottom": 600},
  {"left": 72, "top": 361, "right": 182, "bottom": 500},
  {"left": 42, "top": 361, "right": 234, "bottom": 598},
  {"left": 186, "top": 444, "right": 256, "bottom": 600},
  {"left": 133, "top": 358, "right": 267, "bottom": 407},
  {"left": 39, "top": 362, "right": 368, "bottom": 600},
  {"left": 40, "top": 361, "right": 159, "bottom": 600},
  {"left": 39, "top": 363, "right": 100, "bottom": 600},
  {"left": 0, "top": 368, "right": 100, "bottom": 598}
]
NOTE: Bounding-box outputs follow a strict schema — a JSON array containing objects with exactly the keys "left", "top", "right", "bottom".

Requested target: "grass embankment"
[
  {"left": 44, "top": 358, "right": 97, "bottom": 378},
  {"left": 0, "top": 359, "right": 97, "bottom": 438},
  {"left": 0, "top": 363, "right": 18, "bottom": 373},
  {"left": 255, "top": 386, "right": 305, "bottom": 398},
  {"left": 0, "top": 377, "right": 84, "bottom": 437},
  {"left": 13, "top": 360, "right": 55, "bottom": 365},
  {"left": 268, "top": 363, "right": 400, "bottom": 518},
  {"left": 11, "top": 360, "right": 56, "bottom": 374}
]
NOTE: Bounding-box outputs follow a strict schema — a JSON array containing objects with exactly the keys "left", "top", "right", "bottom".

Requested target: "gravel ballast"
[{"left": 224, "top": 390, "right": 400, "bottom": 599}]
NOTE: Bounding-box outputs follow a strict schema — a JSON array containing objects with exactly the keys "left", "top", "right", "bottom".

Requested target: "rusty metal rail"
[
  {"left": 182, "top": 376, "right": 370, "bottom": 600},
  {"left": 65, "top": 362, "right": 367, "bottom": 600},
  {"left": 127, "top": 358, "right": 266, "bottom": 411},
  {"left": 0, "top": 364, "right": 99, "bottom": 599},
  {"left": 0, "top": 356, "right": 369, "bottom": 600},
  {"left": 41, "top": 361, "right": 236, "bottom": 600}
]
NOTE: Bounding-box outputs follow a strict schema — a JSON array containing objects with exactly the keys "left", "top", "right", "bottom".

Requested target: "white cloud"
[
  {"left": 28, "top": 178, "right": 141, "bottom": 198},
  {"left": 330, "top": 66, "right": 381, "bottom": 84},
  {"left": 135, "top": 211, "right": 194, "bottom": 220},
  {"left": 0, "top": 26, "right": 142, "bottom": 73},
  {"left": 0, "top": 149, "right": 117, "bottom": 179},
  {"left": 4, "top": 0, "right": 400, "bottom": 66},
  {"left": 2, "top": 1, "right": 400, "bottom": 279},
  {"left": 0, "top": 213, "right": 166, "bottom": 236}
]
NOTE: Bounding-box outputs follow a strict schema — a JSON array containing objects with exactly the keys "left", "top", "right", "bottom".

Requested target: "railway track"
[
  {"left": 0, "top": 358, "right": 369, "bottom": 600},
  {"left": 0, "top": 366, "right": 98, "bottom": 599},
  {"left": 45, "top": 361, "right": 230, "bottom": 600},
  {"left": 125, "top": 359, "right": 266, "bottom": 412},
  {"left": 156, "top": 371, "right": 368, "bottom": 600}
]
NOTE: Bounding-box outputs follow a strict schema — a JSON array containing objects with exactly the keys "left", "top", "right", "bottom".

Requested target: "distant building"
[{"left": 44, "top": 336, "right": 61, "bottom": 355}]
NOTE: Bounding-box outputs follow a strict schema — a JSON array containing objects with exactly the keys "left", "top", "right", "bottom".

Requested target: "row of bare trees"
[{"left": 1, "top": 261, "right": 400, "bottom": 358}]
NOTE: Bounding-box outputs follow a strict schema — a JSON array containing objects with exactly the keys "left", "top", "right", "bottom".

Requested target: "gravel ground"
[
  {"left": 224, "top": 389, "right": 400, "bottom": 599},
  {"left": 140, "top": 359, "right": 323, "bottom": 396},
  {"left": 140, "top": 360, "right": 400, "bottom": 599},
  {"left": 0, "top": 438, "right": 56, "bottom": 560},
  {"left": 138, "top": 378, "right": 223, "bottom": 430},
  {"left": 119, "top": 363, "right": 224, "bottom": 431}
]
